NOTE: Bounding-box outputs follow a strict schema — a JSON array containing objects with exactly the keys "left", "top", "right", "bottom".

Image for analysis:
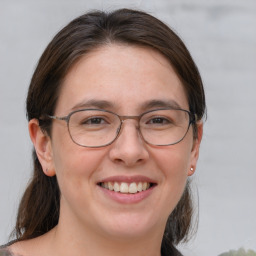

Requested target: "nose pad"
[{"left": 116, "top": 125, "right": 121, "bottom": 136}]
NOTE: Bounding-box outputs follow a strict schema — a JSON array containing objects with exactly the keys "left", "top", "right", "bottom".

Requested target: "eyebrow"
[
  {"left": 140, "top": 99, "right": 182, "bottom": 111},
  {"left": 71, "top": 99, "right": 115, "bottom": 111},
  {"left": 71, "top": 99, "right": 183, "bottom": 112}
]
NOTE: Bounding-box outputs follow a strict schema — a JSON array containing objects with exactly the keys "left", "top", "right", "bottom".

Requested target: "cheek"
[
  {"left": 150, "top": 140, "right": 193, "bottom": 210},
  {"left": 51, "top": 127, "right": 107, "bottom": 193},
  {"left": 153, "top": 142, "right": 192, "bottom": 178},
  {"left": 159, "top": 149, "right": 189, "bottom": 197},
  {"left": 53, "top": 147, "right": 109, "bottom": 208}
]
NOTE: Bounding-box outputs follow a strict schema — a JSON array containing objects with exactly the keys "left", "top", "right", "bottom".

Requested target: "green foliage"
[{"left": 218, "top": 248, "right": 256, "bottom": 256}]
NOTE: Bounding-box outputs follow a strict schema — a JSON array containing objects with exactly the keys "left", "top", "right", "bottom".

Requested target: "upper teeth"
[{"left": 101, "top": 182, "right": 150, "bottom": 194}]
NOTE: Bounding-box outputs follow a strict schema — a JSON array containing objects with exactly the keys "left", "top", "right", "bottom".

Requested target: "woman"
[{"left": 0, "top": 8, "right": 205, "bottom": 256}]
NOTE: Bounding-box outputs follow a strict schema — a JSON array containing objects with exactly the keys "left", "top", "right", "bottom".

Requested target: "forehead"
[{"left": 56, "top": 44, "right": 189, "bottom": 114}]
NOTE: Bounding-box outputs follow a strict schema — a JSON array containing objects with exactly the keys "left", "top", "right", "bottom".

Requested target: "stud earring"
[
  {"left": 188, "top": 167, "right": 195, "bottom": 176},
  {"left": 190, "top": 167, "right": 196, "bottom": 173}
]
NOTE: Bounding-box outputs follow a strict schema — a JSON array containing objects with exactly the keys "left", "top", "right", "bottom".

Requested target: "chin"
[{"left": 95, "top": 210, "right": 166, "bottom": 240}]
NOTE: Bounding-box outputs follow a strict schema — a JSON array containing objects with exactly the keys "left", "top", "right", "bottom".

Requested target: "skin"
[{"left": 11, "top": 44, "right": 202, "bottom": 256}]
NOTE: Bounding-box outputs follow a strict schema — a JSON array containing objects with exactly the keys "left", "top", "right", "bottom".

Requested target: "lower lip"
[{"left": 98, "top": 185, "right": 155, "bottom": 204}]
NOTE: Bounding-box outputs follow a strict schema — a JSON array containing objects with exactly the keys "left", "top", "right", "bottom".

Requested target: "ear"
[
  {"left": 188, "top": 122, "right": 203, "bottom": 176},
  {"left": 28, "top": 119, "right": 56, "bottom": 177}
]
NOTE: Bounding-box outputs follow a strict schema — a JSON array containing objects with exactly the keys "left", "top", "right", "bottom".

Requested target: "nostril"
[{"left": 115, "top": 159, "right": 124, "bottom": 164}]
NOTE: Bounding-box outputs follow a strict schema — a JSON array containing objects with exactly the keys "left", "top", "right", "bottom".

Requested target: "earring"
[
  {"left": 190, "top": 167, "right": 195, "bottom": 174},
  {"left": 188, "top": 167, "right": 195, "bottom": 176},
  {"left": 44, "top": 168, "right": 55, "bottom": 177}
]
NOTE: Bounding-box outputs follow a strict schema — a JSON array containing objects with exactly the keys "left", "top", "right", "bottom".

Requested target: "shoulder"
[
  {"left": 0, "top": 248, "right": 15, "bottom": 256},
  {"left": 0, "top": 247, "right": 23, "bottom": 256},
  {"left": 0, "top": 241, "right": 22, "bottom": 256}
]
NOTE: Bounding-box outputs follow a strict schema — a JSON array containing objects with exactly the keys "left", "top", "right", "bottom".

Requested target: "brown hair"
[{"left": 13, "top": 8, "right": 205, "bottom": 255}]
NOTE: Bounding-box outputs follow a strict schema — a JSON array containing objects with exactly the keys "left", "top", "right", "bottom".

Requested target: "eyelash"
[{"left": 81, "top": 117, "right": 108, "bottom": 125}]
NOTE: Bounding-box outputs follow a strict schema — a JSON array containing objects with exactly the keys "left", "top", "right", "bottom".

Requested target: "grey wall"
[{"left": 1, "top": 1, "right": 255, "bottom": 255}]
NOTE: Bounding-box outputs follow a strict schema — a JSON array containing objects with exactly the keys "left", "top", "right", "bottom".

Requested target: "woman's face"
[{"left": 38, "top": 45, "right": 201, "bottom": 240}]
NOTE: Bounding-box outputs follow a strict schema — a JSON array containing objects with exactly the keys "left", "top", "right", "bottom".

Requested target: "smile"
[{"left": 99, "top": 182, "right": 154, "bottom": 194}]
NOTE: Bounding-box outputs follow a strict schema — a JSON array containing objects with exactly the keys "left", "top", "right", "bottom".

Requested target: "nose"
[{"left": 108, "top": 120, "right": 149, "bottom": 166}]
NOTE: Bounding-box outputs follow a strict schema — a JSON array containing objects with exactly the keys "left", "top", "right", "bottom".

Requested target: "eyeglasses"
[{"left": 45, "top": 108, "right": 196, "bottom": 148}]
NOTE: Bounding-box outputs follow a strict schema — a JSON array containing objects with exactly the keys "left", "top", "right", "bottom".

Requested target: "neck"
[{"left": 46, "top": 216, "right": 163, "bottom": 256}]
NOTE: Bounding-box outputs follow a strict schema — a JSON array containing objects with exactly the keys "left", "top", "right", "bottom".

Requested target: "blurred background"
[{"left": 0, "top": 1, "right": 255, "bottom": 255}]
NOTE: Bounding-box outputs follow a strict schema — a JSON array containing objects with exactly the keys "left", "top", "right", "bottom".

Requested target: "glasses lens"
[
  {"left": 68, "top": 110, "right": 120, "bottom": 147},
  {"left": 140, "top": 109, "right": 190, "bottom": 145}
]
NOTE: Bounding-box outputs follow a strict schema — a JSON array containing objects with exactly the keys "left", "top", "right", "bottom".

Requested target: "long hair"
[{"left": 13, "top": 8, "right": 206, "bottom": 254}]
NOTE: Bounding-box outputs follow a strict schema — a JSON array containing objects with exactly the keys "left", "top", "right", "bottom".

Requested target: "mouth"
[{"left": 98, "top": 181, "right": 155, "bottom": 194}]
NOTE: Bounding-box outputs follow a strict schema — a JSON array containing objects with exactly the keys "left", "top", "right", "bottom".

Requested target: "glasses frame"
[{"left": 45, "top": 108, "right": 196, "bottom": 148}]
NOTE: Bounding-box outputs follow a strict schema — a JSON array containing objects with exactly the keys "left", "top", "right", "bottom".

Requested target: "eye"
[
  {"left": 147, "top": 117, "right": 170, "bottom": 124},
  {"left": 146, "top": 116, "right": 172, "bottom": 125},
  {"left": 81, "top": 117, "right": 108, "bottom": 125}
]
